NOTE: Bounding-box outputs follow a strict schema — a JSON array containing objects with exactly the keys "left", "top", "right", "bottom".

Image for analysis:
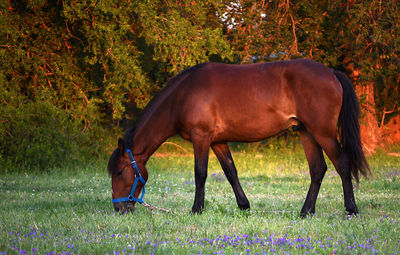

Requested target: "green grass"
[{"left": 1, "top": 139, "right": 400, "bottom": 254}]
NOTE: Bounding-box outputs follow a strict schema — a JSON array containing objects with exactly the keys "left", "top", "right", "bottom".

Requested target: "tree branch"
[{"left": 289, "top": 13, "right": 299, "bottom": 55}]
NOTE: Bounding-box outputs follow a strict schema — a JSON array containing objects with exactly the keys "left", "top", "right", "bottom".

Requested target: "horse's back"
[{"left": 173, "top": 60, "right": 342, "bottom": 142}]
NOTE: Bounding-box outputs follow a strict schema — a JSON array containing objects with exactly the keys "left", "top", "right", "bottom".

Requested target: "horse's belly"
[{"left": 212, "top": 112, "right": 298, "bottom": 143}]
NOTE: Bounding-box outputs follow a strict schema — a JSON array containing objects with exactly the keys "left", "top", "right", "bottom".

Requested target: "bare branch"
[{"left": 289, "top": 13, "right": 299, "bottom": 55}]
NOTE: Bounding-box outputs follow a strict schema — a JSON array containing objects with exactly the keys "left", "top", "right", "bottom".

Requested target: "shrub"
[{"left": 0, "top": 100, "right": 109, "bottom": 173}]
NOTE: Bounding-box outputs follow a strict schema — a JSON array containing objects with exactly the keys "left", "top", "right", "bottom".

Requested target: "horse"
[{"left": 107, "top": 59, "right": 370, "bottom": 216}]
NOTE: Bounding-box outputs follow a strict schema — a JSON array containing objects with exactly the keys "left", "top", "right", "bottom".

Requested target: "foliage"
[
  {"left": 0, "top": 99, "right": 108, "bottom": 172},
  {"left": 3, "top": 0, "right": 396, "bottom": 122},
  {"left": 221, "top": 0, "right": 399, "bottom": 121},
  {"left": 0, "top": 0, "right": 399, "bottom": 170},
  {"left": 136, "top": 0, "right": 233, "bottom": 75},
  {"left": 346, "top": 0, "right": 400, "bottom": 123}
]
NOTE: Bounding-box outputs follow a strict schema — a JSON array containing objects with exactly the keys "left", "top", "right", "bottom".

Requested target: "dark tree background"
[{"left": 1, "top": 0, "right": 399, "bottom": 170}]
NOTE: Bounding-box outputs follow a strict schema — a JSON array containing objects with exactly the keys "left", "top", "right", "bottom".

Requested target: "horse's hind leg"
[
  {"left": 191, "top": 132, "right": 211, "bottom": 214},
  {"left": 211, "top": 143, "right": 250, "bottom": 210},
  {"left": 312, "top": 132, "right": 359, "bottom": 215},
  {"left": 299, "top": 130, "right": 328, "bottom": 217}
]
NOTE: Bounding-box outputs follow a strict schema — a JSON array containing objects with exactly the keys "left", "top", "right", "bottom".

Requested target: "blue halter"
[{"left": 112, "top": 148, "right": 146, "bottom": 204}]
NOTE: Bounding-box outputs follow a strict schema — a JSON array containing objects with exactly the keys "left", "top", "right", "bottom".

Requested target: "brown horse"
[{"left": 108, "top": 59, "right": 370, "bottom": 216}]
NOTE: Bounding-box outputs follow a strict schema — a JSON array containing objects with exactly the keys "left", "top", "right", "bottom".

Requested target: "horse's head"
[{"left": 108, "top": 138, "right": 148, "bottom": 214}]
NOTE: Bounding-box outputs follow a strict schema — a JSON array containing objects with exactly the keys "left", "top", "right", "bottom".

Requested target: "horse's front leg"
[
  {"left": 211, "top": 142, "right": 250, "bottom": 210},
  {"left": 191, "top": 132, "right": 210, "bottom": 214}
]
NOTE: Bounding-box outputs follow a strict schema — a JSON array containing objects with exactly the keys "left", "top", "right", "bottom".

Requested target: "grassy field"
[{"left": 1, "top": 139, "right": 400, "bottom": 254}]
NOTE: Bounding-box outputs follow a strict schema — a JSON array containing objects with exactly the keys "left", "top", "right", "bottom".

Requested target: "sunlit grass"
[{"left": 1, "top": 139, "right": 399, "bottom": 254}]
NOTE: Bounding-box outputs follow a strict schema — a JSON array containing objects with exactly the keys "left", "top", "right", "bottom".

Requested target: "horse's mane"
[{"left": 108, "top": 63, "right": 208, "bottom": 175}]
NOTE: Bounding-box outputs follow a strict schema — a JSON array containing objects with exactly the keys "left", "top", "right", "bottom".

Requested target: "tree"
[
  {"left": 0, "top": 0, "right": 399, "bottom": 171},
  {"left": 220, "top": 0, "right": 400, "bottom": 149}
]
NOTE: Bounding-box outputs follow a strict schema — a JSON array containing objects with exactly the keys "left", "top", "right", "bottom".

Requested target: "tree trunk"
[
  {"left": 356, "top": 83, "right": 381, "bottom": 154},
  {"left": 383, "top": 115, "right": 400, "bottom": 145}
]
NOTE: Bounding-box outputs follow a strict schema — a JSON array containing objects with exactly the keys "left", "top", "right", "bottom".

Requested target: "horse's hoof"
[
  {"left": 300, "top": 209, "right": 315, "bottom": 218},
  {"left": 239, "top": 202, "right": 250, "bottom": 211},
  {"left": 191, "top": 206, "right": 204, "bottom": 214},
  {"left": 346, "top": 208, "right": 359, "bottom": 216}
]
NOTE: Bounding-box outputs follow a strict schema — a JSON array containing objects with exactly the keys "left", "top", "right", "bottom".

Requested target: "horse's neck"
[
  {"left": 131, "top": 106, "right": 175, "bottom": 162},
  {"left": 129, "top": 68, "right": 192, "bottom": 162}
]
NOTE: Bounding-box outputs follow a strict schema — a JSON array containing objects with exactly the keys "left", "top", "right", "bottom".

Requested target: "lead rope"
[{"left": 141, "top": 201, "right": 172, "bottom": 214}]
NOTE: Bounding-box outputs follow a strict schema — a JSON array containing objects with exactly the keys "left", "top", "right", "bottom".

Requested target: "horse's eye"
[{"left": 117, "top": 170, "right": 124, "bottom": 176}]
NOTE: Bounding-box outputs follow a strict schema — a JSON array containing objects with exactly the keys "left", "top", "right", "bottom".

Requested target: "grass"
[{"left": 1, "top": 138, "right": 400, "bottom": 254}]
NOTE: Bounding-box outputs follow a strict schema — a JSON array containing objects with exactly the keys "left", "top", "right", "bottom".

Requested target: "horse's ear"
[{"left": 118, "top": 138, "right": 125, "bottom": 152}]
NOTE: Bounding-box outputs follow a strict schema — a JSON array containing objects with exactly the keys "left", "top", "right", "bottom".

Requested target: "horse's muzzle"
[{"left": 114, "top": 202, "right": 136, "bottom": 214}]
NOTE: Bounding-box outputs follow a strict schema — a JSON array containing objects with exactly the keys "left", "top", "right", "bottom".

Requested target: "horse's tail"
[{"left": 334, "top": 70, "right": 370, "bottom": 183}]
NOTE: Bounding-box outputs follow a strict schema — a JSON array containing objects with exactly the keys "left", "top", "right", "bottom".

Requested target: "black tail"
[{"left": 334, "top": 70, "right": 370, "bottom": 183}]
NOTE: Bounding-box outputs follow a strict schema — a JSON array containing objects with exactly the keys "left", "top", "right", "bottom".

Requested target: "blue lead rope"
[{"left": 112, "top": 148, "right": 146, "bottom": 204}]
